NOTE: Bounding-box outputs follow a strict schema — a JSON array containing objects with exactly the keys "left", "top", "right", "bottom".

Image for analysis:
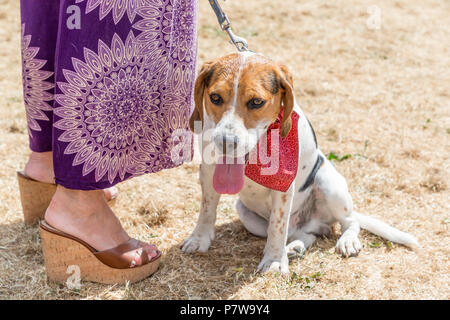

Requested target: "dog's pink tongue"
[{"left": 213, "top": 157, "right": 245, "bottom": 194}]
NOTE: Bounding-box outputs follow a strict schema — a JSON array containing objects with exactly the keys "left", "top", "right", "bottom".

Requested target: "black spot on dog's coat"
[
  {"left": 262, "top": 71, "right": 279, "bottom": 94},
  {"left": 204, "top": 65, "right": 216, "bottom": 87}
]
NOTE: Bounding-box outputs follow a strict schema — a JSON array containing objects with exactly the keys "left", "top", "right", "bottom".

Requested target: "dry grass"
[{"left": 0, "top": 0, "right": 449, "bottom": 299}]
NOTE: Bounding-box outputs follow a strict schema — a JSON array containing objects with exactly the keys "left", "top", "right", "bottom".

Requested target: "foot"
[
  {"left": 258, "top": 243, "right": 289, "bottom": 274},
  {"left": 45, "top": 185, "right": 159, "bottom": 266},
  {"left": 181, "top": 227, "right": 214, "bottom": 253},
  {"left": 286, "top": 240, "right": 306, "bottom": 258},
  {"left": 336, "top": 233, "right": 362, "bottom": 257},
  {"left": 24, "top": 151, "right": 118, "bottom": 201},
  {"left": 257, "top": 251, "right": 289, "bottom": 274}
]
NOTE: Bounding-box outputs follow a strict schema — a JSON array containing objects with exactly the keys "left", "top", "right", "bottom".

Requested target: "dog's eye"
[
  {"left": 209, "top": 93, "right": 223, "bottom": 106},
  {"left": 247, "top": 98, "right": 266, "bottom": 109}
]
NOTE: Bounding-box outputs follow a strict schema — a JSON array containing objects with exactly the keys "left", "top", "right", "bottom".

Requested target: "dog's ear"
[
  {"left": 189, "top": 61, "right": 215, "bottom": 132},
  {"left": 277, "top": 63, "right": 294, "bottom": 138}
]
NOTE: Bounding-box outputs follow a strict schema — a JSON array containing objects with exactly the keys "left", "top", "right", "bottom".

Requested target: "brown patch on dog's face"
[
  {"left": 203, "top": 54, "right": 241, "bottom": 124},
  {"left": 190, "top": 53, "right": 294, "bottom": 138},
  {"left": 234, "top": 62, "right": 283, "bottom": 130}
]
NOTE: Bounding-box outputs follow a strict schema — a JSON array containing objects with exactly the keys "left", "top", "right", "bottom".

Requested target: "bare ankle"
[
  {"left": 54, "top": 185, "right": 105, "bottom": 201},
  {"left": 46, "top": 185, "right": 107, "bottom": 217},
  {"left": 44, "top": 185, "right": 129, "bottom": 251},
  {"left": 28, "top": 151, "right": 53, "bottom": 162},
  {"left": 24, "top": 153, "right": 117, "bottom": 200}
]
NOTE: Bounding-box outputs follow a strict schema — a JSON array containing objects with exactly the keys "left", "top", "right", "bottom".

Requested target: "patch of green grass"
[
  {"left": 328, "top": 140, "right": 371, "bottom": 161},
  {"left": 287, "top": 271, "right": 323, "bottom": 289},
  {"left": 369, "top": 241, "right": 381, "bottom": 248},
  {"left": 221, "top": 206, "right": 233, "bottom": 214},
  {"left": 327, "top": 152, "right": 352, "bottom": 162},
  {"left": 385, "top": 241, "right": 393, "bottom": 249}
]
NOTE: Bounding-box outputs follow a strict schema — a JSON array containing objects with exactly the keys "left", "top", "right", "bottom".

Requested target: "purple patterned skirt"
[{"left": 20, "top": 0, "right": 197, "bottom": 190}]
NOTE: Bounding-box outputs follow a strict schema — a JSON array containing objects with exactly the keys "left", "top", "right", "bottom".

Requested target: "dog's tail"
[{"left": 353, "top": 211, "right": 420, "bottom": 248}]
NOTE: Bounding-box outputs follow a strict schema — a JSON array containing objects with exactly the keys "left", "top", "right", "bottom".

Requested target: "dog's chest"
[{"left": 239, "top": 177, "right": 273, "bottom": 220}]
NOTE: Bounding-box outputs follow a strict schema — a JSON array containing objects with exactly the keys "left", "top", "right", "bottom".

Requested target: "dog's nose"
[{"left": 215, "top": 134, "right": 239, "bottom": 154}]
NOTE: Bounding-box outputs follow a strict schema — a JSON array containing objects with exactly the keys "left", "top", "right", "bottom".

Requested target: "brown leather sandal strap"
[{"left": 40, "top": 220, "right": 97, "bottom": 253}]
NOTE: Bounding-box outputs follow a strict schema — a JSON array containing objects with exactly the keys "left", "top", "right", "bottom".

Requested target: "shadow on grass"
[
  {"left": 0, "top": 217, "right": 339, "bottom": 299},
  {"left": 141, "top": 219, "right": 268, "bottom": 299},
  {"left": 137, "top": 219, "right": 340, "bottom": 299},
  {"left": 0, "top": 218, "right": 266, "bottom": 299}
]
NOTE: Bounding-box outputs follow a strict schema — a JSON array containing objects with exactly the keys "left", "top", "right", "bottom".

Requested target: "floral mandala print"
[
  {"left": 54, "top": 31, "right": 169, "bottom": 183},
  {"left": 163, "top": 0, "right": 196, "bottom": 63},
  {"left": 21, "top": 24, "right": 54, "bottom": 137},
  {"left": 131, "top": 0, "right": 197, "bottom": 163},
  {"left": 75, "top": 0, "right": 160, "bottom": 24},
  {"left": 160, "top": 0, "right": 197, "bottom": 151}
]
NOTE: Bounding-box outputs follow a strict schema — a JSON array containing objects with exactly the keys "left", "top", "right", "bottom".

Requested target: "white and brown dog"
[{"left": 181, "top": 52, "right": 419, "bottom": 273}]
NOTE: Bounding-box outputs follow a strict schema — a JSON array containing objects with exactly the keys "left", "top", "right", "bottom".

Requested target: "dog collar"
[{"left": 245, "top": 111, "right": 300, "bottom": 192}]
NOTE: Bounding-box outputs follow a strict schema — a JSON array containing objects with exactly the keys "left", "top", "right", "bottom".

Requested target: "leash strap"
[{"left": 208, "top": 0, "right": 250, "bottom": 52}]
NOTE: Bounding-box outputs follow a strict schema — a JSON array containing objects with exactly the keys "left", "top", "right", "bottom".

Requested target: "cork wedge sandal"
[
  {"left": 40, "top": 220, "right": 161, "bottom": 285},
  {"left": 17, "top": 171, "right": 116, "bottom": 225}
]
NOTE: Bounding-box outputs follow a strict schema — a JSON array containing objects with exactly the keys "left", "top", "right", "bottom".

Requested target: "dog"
[{"left": 181, "top": 52, "right": 419, "bottom": 273}]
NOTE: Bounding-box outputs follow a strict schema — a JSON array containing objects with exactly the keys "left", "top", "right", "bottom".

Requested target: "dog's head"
[
  {"left": 189, "top": 52, "right": 295, "bottom": 194},
  {"left": 190, "top": 52, "right": 294, "bottom": 153}
]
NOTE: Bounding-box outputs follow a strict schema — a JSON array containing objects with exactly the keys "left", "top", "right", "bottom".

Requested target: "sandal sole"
[{"left": 40, "top": 222, "right": 161, "bottom": 285}]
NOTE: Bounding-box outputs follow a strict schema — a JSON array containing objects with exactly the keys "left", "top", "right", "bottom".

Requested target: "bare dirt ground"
[{"left": 0, "top": 0, "right": 449, "bottom": 299}]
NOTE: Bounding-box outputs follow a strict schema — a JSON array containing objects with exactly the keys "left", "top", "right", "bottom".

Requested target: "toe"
[
  {"left": 345, "top": 242, "right": 355, "bottom": 256},
  {"left": 131, "top": 248, "right": 144, "bottom": 267},
  {"left": 336, "top": 237, "right": 361, "bottom": 257},
  {"left": 144, "top": 244, "right": 159, "bottom": 259},
  {"left": 104, "top": 187, "right": 119, "bottom": 201}
]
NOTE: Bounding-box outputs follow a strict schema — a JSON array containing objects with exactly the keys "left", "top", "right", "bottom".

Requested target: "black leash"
[{"left": 208, "top": 0, "right": 250, "bottom": 52}]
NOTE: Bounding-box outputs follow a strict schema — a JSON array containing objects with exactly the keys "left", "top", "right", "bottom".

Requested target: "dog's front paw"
[
  {"left": 181, "top": 231, "right": 214, "bottom": 253},
  {"left": 257, "top": 254, "right": 289, "bottom": 274},
  {"left": 336, "top": 234, "right": 362, "bottom": 257}
]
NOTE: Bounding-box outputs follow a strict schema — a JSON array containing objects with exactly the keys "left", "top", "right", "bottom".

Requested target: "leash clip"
[
  {"left": 224, "top": 25, "right": 249, "bottom": 52},
  {"left": 208, "top": 0, "right": 250, "bottom": 52}
]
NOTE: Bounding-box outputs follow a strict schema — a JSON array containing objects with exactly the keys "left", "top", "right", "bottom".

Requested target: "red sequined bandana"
[{"left": 245, "top": 111, "right": 299, "bottom": 192}]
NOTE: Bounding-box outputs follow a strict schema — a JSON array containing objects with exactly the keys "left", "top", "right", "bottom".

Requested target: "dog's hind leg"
[
  {"left": 286, "top": 219, "right": 330, "bottom": 257},
  {"left": 236, "top": 199, "right": 268, "bottom": 238},
  {"left": 314, "top": 159, "right": 362, "bottom": 257}
]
